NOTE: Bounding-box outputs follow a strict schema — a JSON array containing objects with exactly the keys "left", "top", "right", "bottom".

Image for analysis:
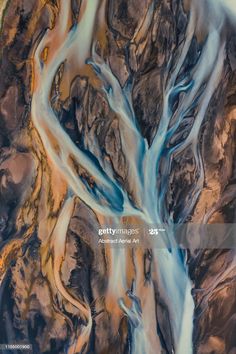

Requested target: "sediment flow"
[{"left": 0, "top": 1, "right": 236, "bottom": 353}]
